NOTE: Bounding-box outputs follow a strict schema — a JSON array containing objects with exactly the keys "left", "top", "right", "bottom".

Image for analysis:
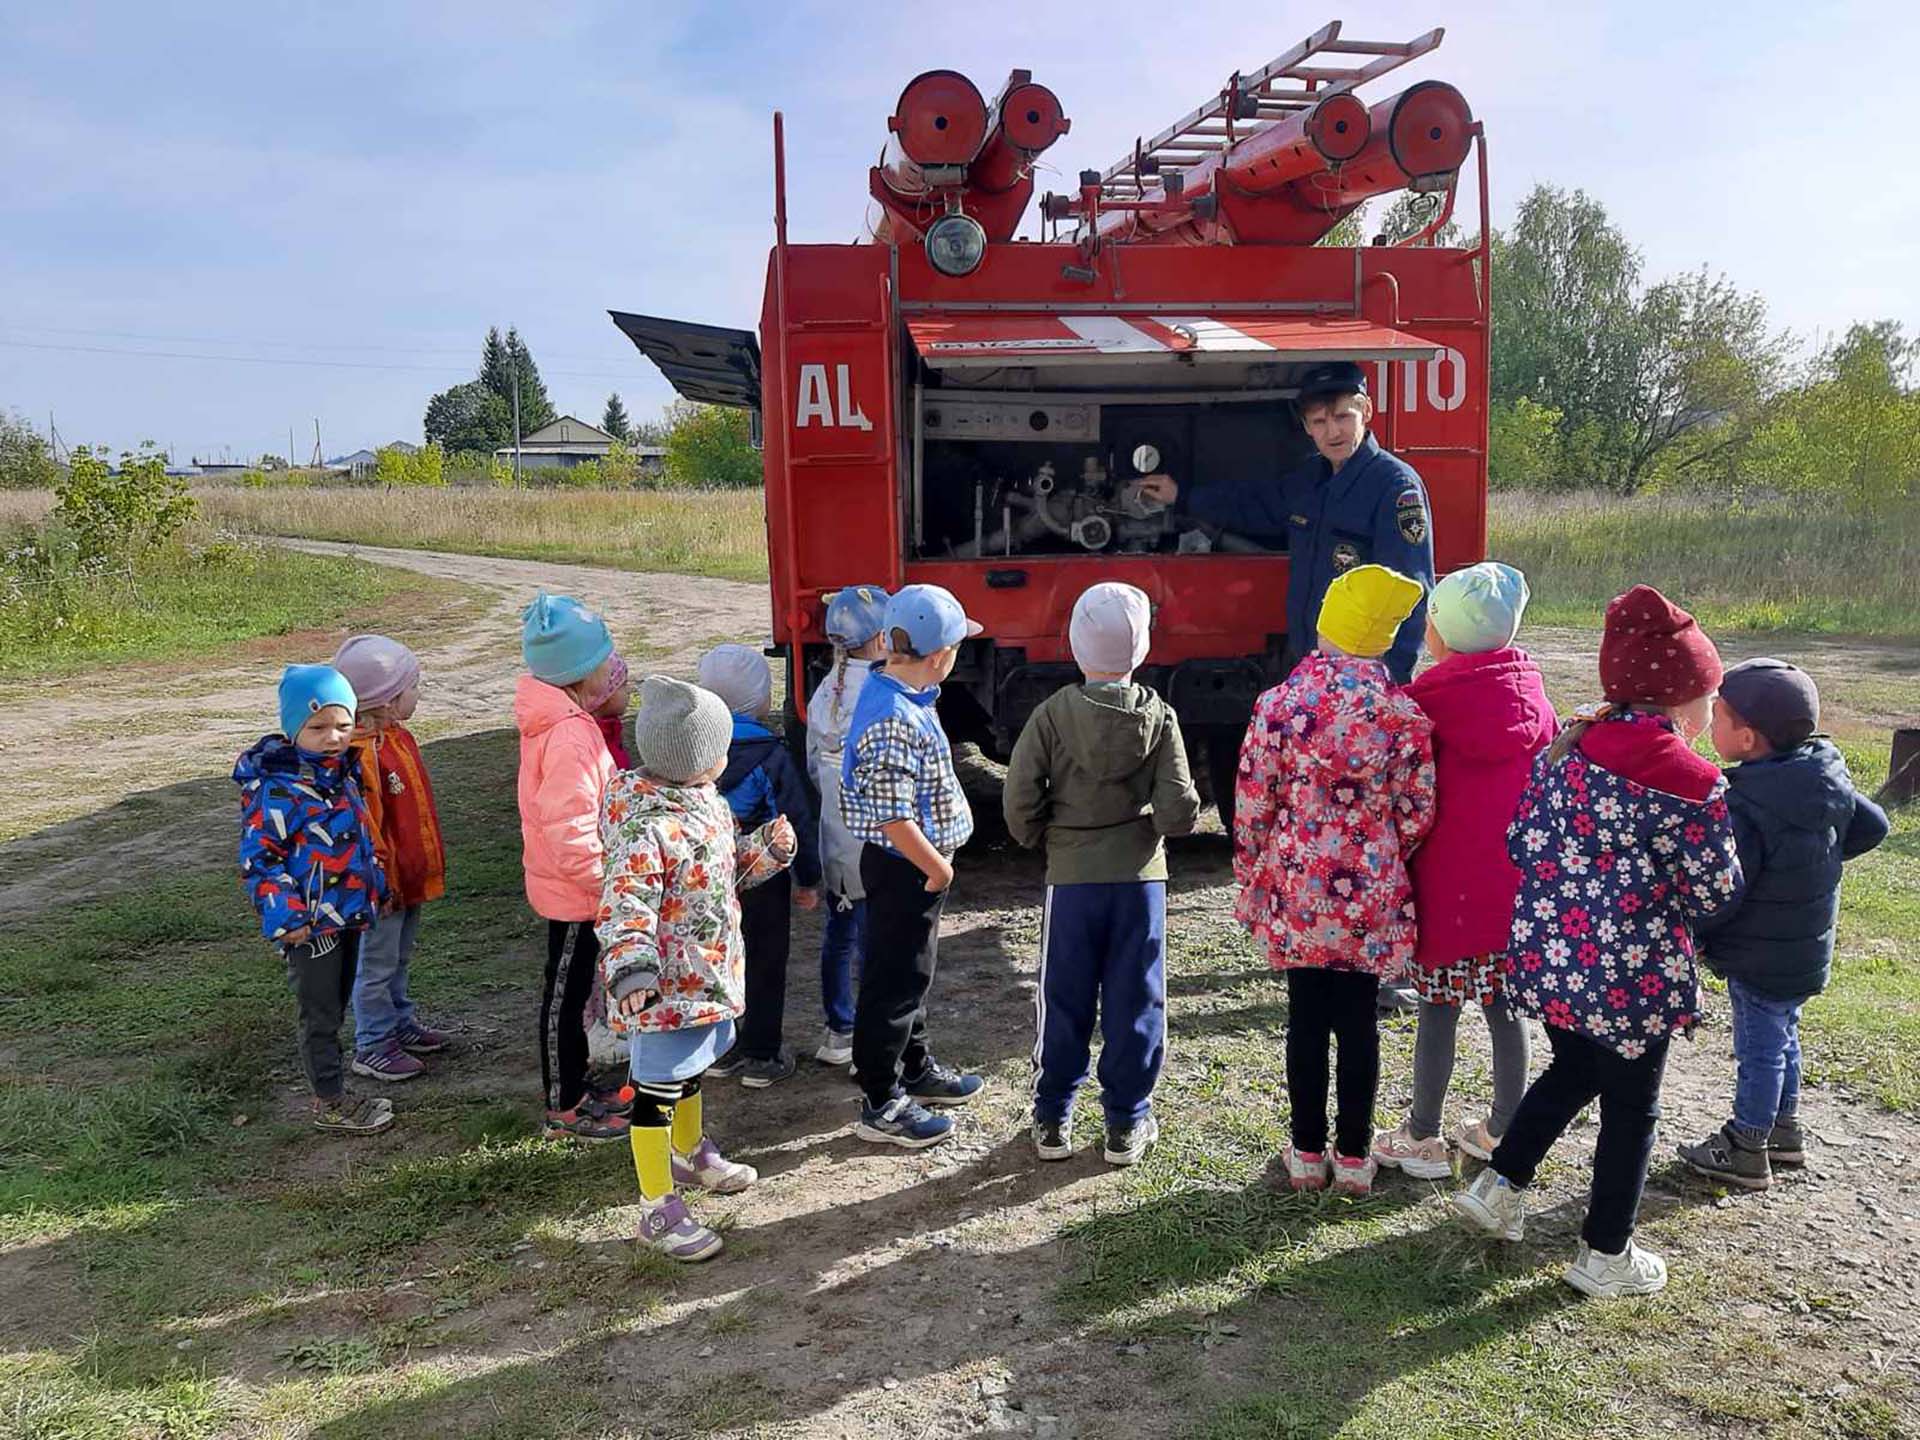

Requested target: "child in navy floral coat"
[{"left": 1452, "top": 586, "right": 1743, "bottom": 1299}]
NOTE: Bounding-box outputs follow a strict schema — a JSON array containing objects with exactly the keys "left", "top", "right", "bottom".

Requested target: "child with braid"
[{"left": 597, "top": 677, "right": 796, "bottom": 1261}]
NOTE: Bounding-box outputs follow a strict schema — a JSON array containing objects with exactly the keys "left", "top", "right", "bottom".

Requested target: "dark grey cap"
[
  {"left": 1719, "top": 658, "right": 1820, "bottom": 751},
  {"left": 1296, "top": 360, "right": 1369, "bottom": 400}
]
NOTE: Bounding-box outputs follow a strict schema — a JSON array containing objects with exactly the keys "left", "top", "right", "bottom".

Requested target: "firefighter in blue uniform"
[{"left": 1138, "top": 361, "right": 1434, "bottom": 684}]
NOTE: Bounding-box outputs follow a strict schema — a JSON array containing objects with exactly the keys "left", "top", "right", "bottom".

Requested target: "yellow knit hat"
[{"left": 1317, "top": 564, "right": 1426, "bottom": 658}]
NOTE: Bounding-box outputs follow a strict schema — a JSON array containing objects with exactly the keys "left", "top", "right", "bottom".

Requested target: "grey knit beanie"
[{"left": 632, "top": 676, "right": 733, "bottom": 785}]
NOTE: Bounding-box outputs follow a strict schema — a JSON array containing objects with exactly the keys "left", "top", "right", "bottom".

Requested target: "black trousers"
[
  {"left": 1493, "top": 1025, "right": 1670, "bottom": 1255},
  {"left": 284, "top": 931, "right": 361, "bottom": 1102},
  {"left": 737, "top": 872, "right": 793, "bottom": 1060},
  {"left": 540, "top": 920, "right": 599, "bottom": 1113},
  {"left": 1285, "top": 967, "right": 1380, "bottom": 1158},
  {"left": 853, "top": 845, "right": 948, "bottom": 1107}
]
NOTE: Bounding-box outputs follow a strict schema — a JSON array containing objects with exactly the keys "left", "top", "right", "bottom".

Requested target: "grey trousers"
[
  {"left": 284, "top": 932, "right": 360, "bottom": 1101},
  {"left": 1410, "top": 997, "right": 1530, "bottom": 1140}
]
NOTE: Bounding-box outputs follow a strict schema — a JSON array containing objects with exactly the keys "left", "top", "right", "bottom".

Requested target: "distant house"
[
  {"left": 330, "top": 442, "right": 419, "bottom": 479},
  {"left": 493, "top": 417, "right": 663, "bottom": 475}
]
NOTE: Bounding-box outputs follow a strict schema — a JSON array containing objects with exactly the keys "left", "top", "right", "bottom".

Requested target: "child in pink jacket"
[
  {"left": 515, "top": 592, "right": 631, "bottom": 1141},
  {"left": 1373, "top": 564, "right": 1557, "bottom": 1180},
  {"left": 1236, "top": 565, "right": 1435, "bottom": 1197}
]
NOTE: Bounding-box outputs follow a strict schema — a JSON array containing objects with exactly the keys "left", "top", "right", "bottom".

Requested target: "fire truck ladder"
[{"left": 1099, "top": 20, "right": 1443, "bottom": 202}]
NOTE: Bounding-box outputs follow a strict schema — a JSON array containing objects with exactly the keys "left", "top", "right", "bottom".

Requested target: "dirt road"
[{"left": 0, "top": 541, "right": 767, "bottom": 921}]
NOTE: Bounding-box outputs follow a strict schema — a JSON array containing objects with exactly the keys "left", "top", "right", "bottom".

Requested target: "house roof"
[{"left": 521, "top": 416, "right": 615, "bottom": 445}]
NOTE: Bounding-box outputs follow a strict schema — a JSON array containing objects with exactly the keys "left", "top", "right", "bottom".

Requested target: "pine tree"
[
  {"left": 479, "top": 327, "right": 513, "bottom": 402},
  {"left": 504, "top": 327, "right": 556, "bottom": 434},
  {"left": 601, "top": 392, "right": 633, "bottom": 442}
]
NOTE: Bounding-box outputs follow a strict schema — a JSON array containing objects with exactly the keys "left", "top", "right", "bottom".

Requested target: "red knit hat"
[{"left": 1599, "top": 585, "right": 1723, "bottom": 706}]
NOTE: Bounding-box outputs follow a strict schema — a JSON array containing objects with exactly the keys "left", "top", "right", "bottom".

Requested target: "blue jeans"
[
  {"left": 352, "top": 905, "right": 419, "bottom": 1054},
  {"left": 820, "top": 896, "right": 867, "bottom": 1034},
  {"left": 1729, "top": 978, "right": 1802, "bottom": 1140},
  {"left": 1032, "top": 881, "right": 1167, "bottom": 1129}
]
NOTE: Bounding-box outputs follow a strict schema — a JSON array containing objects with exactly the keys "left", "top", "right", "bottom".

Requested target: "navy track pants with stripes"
[{"left": 1031, "top": 881, "right": 1167, "bottom": 1129}]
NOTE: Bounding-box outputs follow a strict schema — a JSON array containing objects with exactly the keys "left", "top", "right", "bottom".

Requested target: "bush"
[
  {"left": 1488, "top": 398, "right": 1565, "bottom": 490},
  {"left": 372, "top": 443, "right": 447, "bottom": 488},
  {"left": 54, "top": 446, "right": 195, "bottom": 564},
  {"left": 0, "top": 412, "right": 58, "bottom": 490},
  {"left": 662, "top": 402, "right": 760, "bottom": 489}
]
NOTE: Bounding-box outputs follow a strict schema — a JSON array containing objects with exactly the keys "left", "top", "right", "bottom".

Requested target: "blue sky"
[{"left": 3, "top": 0, "right": 1915, "bottom": 461}]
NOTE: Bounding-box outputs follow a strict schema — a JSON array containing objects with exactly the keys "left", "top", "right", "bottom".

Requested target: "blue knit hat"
[
  {"left": 1430, "top": 562, "right": 1531, "bottom": 655},
  {"left": 520, "top": 592, "right": 614, "bottom": 686},
  {"left": 279, "top": 664, "right": 357, "bottom": 742},
  {"left": 824, "top": 584, "right": 891, "bottom": 647}
]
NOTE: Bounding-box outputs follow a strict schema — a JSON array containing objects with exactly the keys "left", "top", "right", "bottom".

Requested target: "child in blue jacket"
[
  {"left": 235, "top": 664, "right": 392, "bottom": 1135},
  {"left": 696, "top": 644, "right": 822, "bottom": 1086},
  {"left": 1679, "top": 659, "right": 1889, "bottom": 1190}
]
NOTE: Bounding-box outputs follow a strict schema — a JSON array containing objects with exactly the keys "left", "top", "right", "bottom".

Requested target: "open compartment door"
[
  {"left": 609, "top": 311, "right": 761, "bottom": 408},
  {"left": 905, "top": 313, "right": 1440, "bottom": 371}
]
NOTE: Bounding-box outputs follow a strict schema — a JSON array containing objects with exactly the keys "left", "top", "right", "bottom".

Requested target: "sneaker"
[
  {"left": 1331, "top": 1153, "right": 1378, "bottom": 1196},
  {"left": 635, "top": 1193, "right": 724, "bottom": 1263},
  {"left": 1450, "top": 1168, "right": 1525, "bottom": 1242},
  {"left": 1033, "top": 1116, "right": 1073, "bottom": 1162},
  {"left": 1768, "top": 1116, "right": 1807, "bottom": 1167},
  {"left": 311, "top": 1093, "right": 394, "bottom": 1134},
  {"left": 705, "top": 1048, "right": 746, "bottom": 1079},
  {"left": 1677, "top": 1123, "right": 1771, "bottom": 1191},
  {"left": 1455, "top": 1116, "right": 1501, "bottom": 1164},
  {"left": 903, "top": 1059, "right": 984, "bottom": 1107},
  {"left": 815, "top": 1029, "right": 854, "bottom": 1066},
  {"left": 855, "top": 1094, "right": 954, "bottom": 1149},
  {"left": 396, "top": 1019, "right": 450, "bottom": 1055},
  {"left": 1103, "top": 1114, "right": 1159, "bottom": 1167},
  {"left": 672, "top": 1137, "right": 757, "bottom": 1194},
  {"left": 351, "top": 1040, "right": 427, "bottom": 1083},
  {"left": 740, "top": 1050, "right": 799, "bottom": 1090},
  {"left": 543, "top": 1098, "right": 630, "bottom": 1142},
  {"left": 1563, "top": 1240, "right": 1667, "bottom": 1299},
  {"left": 1372, "top": 1121, "right": 1453, "bottom": 1180},
  {"left": 1280, "top": 1145, "right": 1331, "bottom": 1192},
  {"left": 591, "top": 1081, "right": 637, "bottom": 1117}
]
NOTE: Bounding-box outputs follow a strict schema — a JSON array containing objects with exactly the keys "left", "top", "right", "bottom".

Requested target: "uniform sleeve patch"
[{"left": 1396, "top": 490, "right": 1429, "bottom": 545}]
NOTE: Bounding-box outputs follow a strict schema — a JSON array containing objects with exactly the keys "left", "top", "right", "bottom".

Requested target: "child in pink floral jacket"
[
  {"left": 596, "top": 677, "right": 795, "bottom": 1262},
  {"left": 1236, "top": 565, "right": 1434, "bottom": 1197}
]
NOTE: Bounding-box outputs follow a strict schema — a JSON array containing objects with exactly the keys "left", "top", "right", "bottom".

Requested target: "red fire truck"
[{"left": 614, "top": 20, "right": 1489, "bottom": 806}]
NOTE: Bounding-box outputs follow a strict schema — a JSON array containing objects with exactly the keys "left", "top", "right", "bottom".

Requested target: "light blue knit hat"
[
  {"left": 1430, "top": 562, "right": 1531, "bottom": 655},
  {"left": 279, "top": 664, "right": 357, "bottom": 742},
  {"left": 520, "top": 592, "right": 614, "bottom": 686}
]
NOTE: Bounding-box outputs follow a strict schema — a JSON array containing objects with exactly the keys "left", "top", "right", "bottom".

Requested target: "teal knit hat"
[
  {"left": 520, "top": 592, "right": 614, "bottom": 686},
  {"left": 1430, "top": 562, "right": 1531, "bottom": 655},
  {"left": 279, "top": 664, "right": 357, "bottom": 741}
]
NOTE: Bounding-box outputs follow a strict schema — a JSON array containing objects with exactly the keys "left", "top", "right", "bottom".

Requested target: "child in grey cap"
[{"left": 595, "top": 676, "right": 797, "bottom": 1261}]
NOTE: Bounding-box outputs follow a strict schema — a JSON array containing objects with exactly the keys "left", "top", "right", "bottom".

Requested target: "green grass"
[
  {"left": 195, "top": 482, "right": 771, "bottom": 583},
  {"left": 1490, "top": 491, "right": 1920, "bottom": 637},
  {"left": 0, "top": 517, "right": 447, "bottom": 677}
]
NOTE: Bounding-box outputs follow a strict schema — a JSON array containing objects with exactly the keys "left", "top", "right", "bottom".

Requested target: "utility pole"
[
  {"left": 289, "top": 426, "right": 297, "bottom": 470},
  {"left": 311, "top": 419, "right": 323, "bottom": 469},
  {"left": 511, "top": 374, "right": 522, "bottom": 487}
]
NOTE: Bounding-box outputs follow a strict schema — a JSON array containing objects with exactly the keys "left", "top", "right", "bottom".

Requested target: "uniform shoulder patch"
[{"left": 1395, "top": 489, "right": 1429, "bottom": 545}]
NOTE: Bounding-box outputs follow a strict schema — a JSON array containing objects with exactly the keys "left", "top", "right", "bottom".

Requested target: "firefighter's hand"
[
  {"left": 1137, "top": 473, "right": 1179, "bottom": 505},
  {"left": 795, "top": 886, "right": 821, "bottom": 912},
  {"left": 922, "top": 854, "right": 955, "bottom": 894}
]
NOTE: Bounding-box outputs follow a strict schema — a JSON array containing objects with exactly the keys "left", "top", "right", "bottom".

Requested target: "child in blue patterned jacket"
[
  {"left": 1451, "top": 586, "right": 1743, "bottom": 1299},
  {"left": 235, "top": 664, "right": 393, "bottom": 1135}
]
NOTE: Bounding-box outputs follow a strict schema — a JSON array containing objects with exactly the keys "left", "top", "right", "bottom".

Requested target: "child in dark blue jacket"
[
  {"left": 235, "top": 664, "right": 393, "bottom": 1135},
  {"left": 1680, "top": 659, "right": 1888, "bottom": 1190},
  {"left": 696, "top": 644, "right": 822, "bottom": 1087}
]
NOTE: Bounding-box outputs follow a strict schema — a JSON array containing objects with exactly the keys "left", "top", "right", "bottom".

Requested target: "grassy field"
[
  {"left": 194, "top": 485, "right": 771, "bottom": 584},
  {"left": 178, "top": 484, "right": 1920, "bottom": 640},
  {"left": 2, "top": 723, "right": 1914, "bottom": 1437}
]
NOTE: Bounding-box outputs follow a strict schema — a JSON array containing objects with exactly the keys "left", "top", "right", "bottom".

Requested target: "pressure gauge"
[
  {"left": 925, "top": 214, "right": 988, "bottom": 277},
  {"left": 1132, "top": 443, "right": 1162, "bottom": 475}
]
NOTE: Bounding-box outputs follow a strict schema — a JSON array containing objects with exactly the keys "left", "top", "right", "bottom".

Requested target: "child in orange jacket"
[
  {"left": 516, "top": 592, "right": 632, "bottom": 1141},
  {"left": 333, "top": 635, "right": 451, "bottom": 1085}
]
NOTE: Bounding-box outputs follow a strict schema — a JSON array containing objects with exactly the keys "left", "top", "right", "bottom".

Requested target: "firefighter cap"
[
  {"left": 1295, "top": 360, "right": 1369, "bottom": 402},
  {"left": 885, "top": 583, "right": 983, "bottom": 657}
]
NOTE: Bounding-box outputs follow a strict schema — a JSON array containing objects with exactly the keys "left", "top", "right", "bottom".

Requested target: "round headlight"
[{"left": 925, "top": 213, "right": 988, "bottom": 277}]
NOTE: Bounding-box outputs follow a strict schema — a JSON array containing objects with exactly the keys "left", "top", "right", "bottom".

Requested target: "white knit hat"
[
  {"left": 697, "top": 643, "right": 773, "bottom": 718},
  {"left": 632, "top": 677, "right": 733, "bottom": 785},
  {"left": 330, "top": 634, "right": 420, "bottom": 709},
  {"left": 1068, "top": 582, "right": 1152, "bottom": 677}
]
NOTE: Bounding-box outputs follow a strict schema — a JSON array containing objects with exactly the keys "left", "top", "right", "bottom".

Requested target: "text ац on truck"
[{"left": 612, "top": 18, "right": 1491, "bottom": 812}]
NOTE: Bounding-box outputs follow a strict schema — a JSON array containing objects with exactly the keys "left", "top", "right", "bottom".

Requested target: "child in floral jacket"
[
  {"left": 1236, "top": 565, "right": 1434, "bottom": 1198},
  {"left": 596, "top": 676, "right": 795, "bottom": 1262},
  {"left": 1453, "top": 585, "right": 1743, "bottom": 1301}
]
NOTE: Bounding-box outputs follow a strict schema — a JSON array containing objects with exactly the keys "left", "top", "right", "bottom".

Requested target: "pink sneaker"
[
  {"left": 1332, "top": 1154, "right": 1379, "bottom": 1197},
  {"left": 672, "top": 1138, "right": 757, "bottom": 1194},
  {"left": 397, "top": 1020, "right": 450, "bottom": 1055},
  {"left": 1281, "top": 1146, "right": 1331, "bottom": 1191},
  {"left": 351, "top": 1040, "right": 426, "bottom": 1083},
  {"left": 636, "top": 1193, "right": 723, "bottom": 1262},
  {"left": 1372, "top": 1121, "right": 1454, "bottom": 1180}
]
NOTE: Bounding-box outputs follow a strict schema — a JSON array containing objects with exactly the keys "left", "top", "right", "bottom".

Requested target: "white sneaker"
[
  {"left": 815, "top": 1029, "right": 853, "bottom": 1066},
  {"left": 1455, "top": 1116, "right": 1500, "bottom": 1163},
  {"left": 1564, "top": 1240, "right": 1667, "bottom": 1299},
  {"left": 671, "top": 1138, "right": 757, "bottom": 1194},
  {"left": 1372, "top": 1120, "right": 1454, "bottom": 1180},
  {"left": 1450, "top": 1168, "right": 1525, "bottom": 1241},
  {"left": 1280, "top": 1145, "right": 1331, "bottom": 1192}
]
